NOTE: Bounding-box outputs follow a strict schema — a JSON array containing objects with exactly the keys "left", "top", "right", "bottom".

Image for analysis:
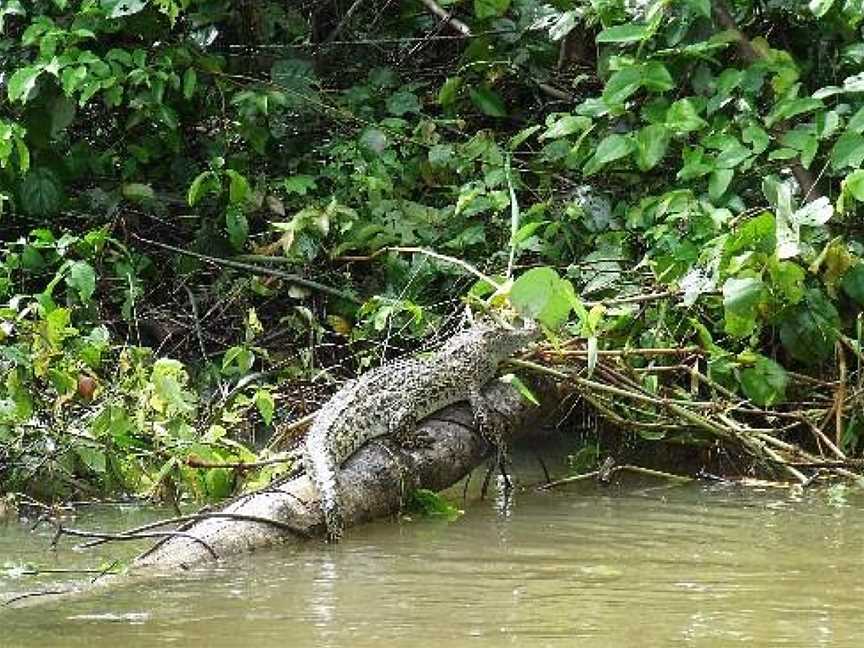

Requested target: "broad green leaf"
[
  {"left": 475, "top": 0, "right": 510, "bottom": 20},
  {"left": 597, "top": 23, "right": 649, "bottom": 43},
  {"left": 254, "top": 389, "right": 275, "bottom": 425},
  {"left": 723, "top": 276, "right": 765, "bottom": 338},
  {"left": 226, "top": 204, "right": 249, "bottom": 250},
  {"left": 766, "top": 97, "right": 823, "bottom": 127},
  {"left": 122, "top": 183, "right": 155, "bottom": 202},
  {"left": 510, "top": 267, "right": 573, "bottom": 329},
  {"left": 809, "top": 0, "right": 836, "bottom": 16},
  {"left": 386, "top": 90, "right": 421, "bottom": 116},
  {"left": 66, "top": 261, "right": 96, "bottom": 301},
  {"left": 182, "top": 67, "right": 197, "bottom": 99},
  {"left": 469, "top": 86, "right": 507, "bottom": 117},
  {"left": 768, "top": 259, "right": 805, "bottom": 304},
  {"left": 847, "top": 106, "right": 864, "bottom": 133},
  {"left": 49, "top": 96, "right": 76, "bottom": 137},
  {"left": 283, "top": 175, "right": 317, "bottom": 195},
  {"left": 438, "top": 76, "right": 462, "bottom": 106},
  {"left": 715, "top": 142, "right": 751, "bottom": 169},
  {"left": 841, "top": 263, "right": 864, "bottom": 305},
  {"left": 831, "top": 132, "right": 864, "bottom": 170},
  {"left": 665, "top": 98, "right": 707, "bottom": 133},
  {"left": 709, "top": 168, "right": 733, "bottom": 200},
  {"left": 684, "top": 0, "right": 711, "bottom": 17},
  {"left": 779, "top": 289, "right": 840, "bottom": 362},
  {"left": 8, "top": 65, "right": 42, "bottom": 103},
  {"left": 842, "top": 170, "right": 864, "bottom": 201},
  {"left": 101, "top": 0, "right": 148, "bottom": 18},
  {"left": 738, "top": 356, "right": 788, "bottom": 406},
  {"left": 634, "top": 124, "right": 670, "bottom": 171},
  {"left": 641, "top": 61, "right": 674, "bottom": 92},
  {"left": 187, "top": 170, "right": 220, "bottom": 206},
  {"left": 19, "top": 167, "right": 63, "bottom": 215},
  {"left": 583, "top": 134, "right": 633, "bottom": 176},
  {"left": 225, "top": 169, "right": 250, "bottom": 204},
  {"left": 742, "top": 124, "right": 770, "bottom": 154},
  {"left": 540, "top": 114, "right": 591, "bottom": 140},
  {"left": 76, "top": 447, "right": 107, "bottom": 474},
  {"left": 603, "top": 67, "right": 642, "bottom": 105}
]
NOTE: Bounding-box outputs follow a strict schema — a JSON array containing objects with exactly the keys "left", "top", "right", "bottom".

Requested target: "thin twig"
[{"left": 133, "top": 235, "right": 359, "bottom": 303}]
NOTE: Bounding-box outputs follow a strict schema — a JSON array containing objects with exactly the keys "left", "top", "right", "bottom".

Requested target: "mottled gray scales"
[{"left": 302, "top": 319, "right": 540, "bottom": 542}]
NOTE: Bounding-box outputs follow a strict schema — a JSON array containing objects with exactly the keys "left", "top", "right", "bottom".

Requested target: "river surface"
[{"left": 2, "top": 464, "right": 863, "bottom": 647}]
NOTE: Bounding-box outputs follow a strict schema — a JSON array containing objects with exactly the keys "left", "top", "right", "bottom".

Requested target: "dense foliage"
[{"left": 3, "top": 0, "right": 864, "bottom": 501}]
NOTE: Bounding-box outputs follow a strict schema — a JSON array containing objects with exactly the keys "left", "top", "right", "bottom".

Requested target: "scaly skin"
[{"left": 303, "top": 319, "right": 540, "bottom": 541}]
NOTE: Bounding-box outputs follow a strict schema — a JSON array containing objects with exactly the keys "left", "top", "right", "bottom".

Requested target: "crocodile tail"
[{"left": 303, "top": 434, "right": 345, "bottom": 542}]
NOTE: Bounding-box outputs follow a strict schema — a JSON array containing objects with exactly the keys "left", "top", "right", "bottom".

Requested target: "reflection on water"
[{"left": 2, "top": 469, "right": 864, "bottom": 647}]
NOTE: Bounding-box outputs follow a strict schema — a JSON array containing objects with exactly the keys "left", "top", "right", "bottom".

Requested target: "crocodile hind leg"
[{"left": 469, "top": 387, "right": 513, "bottom": 490}]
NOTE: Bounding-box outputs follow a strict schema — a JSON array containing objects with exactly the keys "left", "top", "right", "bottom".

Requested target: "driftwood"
[{"left": 132, "top": 380, "right": 552, "bottom": 572}]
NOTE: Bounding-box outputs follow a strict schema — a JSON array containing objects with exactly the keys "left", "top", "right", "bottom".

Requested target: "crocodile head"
[{"left": 471, "top": 316, "right": 541, "bottom": 359}]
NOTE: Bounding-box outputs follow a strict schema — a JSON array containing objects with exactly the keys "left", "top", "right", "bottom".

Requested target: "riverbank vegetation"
[{"left": 2, "top": 0, "right": 864, "bottom": 505}]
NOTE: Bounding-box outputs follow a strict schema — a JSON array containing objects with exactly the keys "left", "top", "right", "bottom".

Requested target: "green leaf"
[
  {"left": 596, "top": 23, "right": 649, "bottom": 43},
  {"left": 809, "top": 0, "right": 836, "bottom": 16},
  {"left": 187, "top": 170, "right": 220, "bottom": 206},
  {"left": 634, "top": 124, "right": 670, "bottom": 171},
  {"left": 122, "top": 183, "right": 155, "bottom": 202},
  {"left": 469, "top": 86, "right": 507, "bottom": 117},
  {"left": 76, "top": 447, "right": 107, "bottom": 474},
  {"left": 723, "top": 276, "right": 765, "bottom": 338},
  {"left": 19, "top": 167, "right": 63, "bottom": 216},
  {"left": 499, "top": 373, "right": 540, "bottom": 405},
  {"left": 583, "top": 134, "right": 633, "bottom": 176},
  {"left": 603, "top": 66, "right": 642, "bottom": 105},
  {"left": 283, "top": 175, "right": 317, "bottom": 195},
  {"left": 831, "top": 132, "right": 864, "bottom": 170},
  {"left": 768, "top": 259, "right": 805, "bottom": 304},
  {"left": 182, "top": 67, "right": 197, "bottom": 99},
  {"left": 101, "top": 0, "right": 148, "bottom": 18},
  {"left": 742, "top": 124, "right": 770, "bottom": 155},
  {"left": 66, "top": 261, "right": 96, "bottom": 301},
  {"left": 766, "top": 97, "right": 823, "bottom": 127},
  {"left": 438, "top": 76, "right": 462, "bottom": 107},
  {"left": 738, "top": 356, "right": 788, "bottom": 406},
  {"left": 386, "top": 90, "right": 421, "bottom": 116},
  {"left": 540, "top": 114, "right": 591, "bottom": 140},
  {"left": 709, "top": 168, "right": 733, "bottom": 200},
  {"left": 665, "top": 98, "right": 707, "bottom": 133},
  {"left": 226, "top": 204, "right": 249, "bottom": 250},
  {"left": 641, "top": 61, "right": 674, "bottom": 92},
  {"left": 841, "top": 263, "right": 864, "bottom": 305},
  {"left": 8, "top": 65, "right": 42, "bottom": 103},
  {"left": 684, "top": 0, "right": 711, "bottom": 17},
  {"left": 847, "top": 106, "right": 864, "bottom": 134},
  {"left": 254, "top": 389, "right": 275, "bottom": 425},
  {"left": 510, "top": 267, "right": 574, "bottom": 330},
  {"left": 474, "top": 0, "right": 510, "bottom": 20},
  {"left": 779, "top": 289, "right": 840, "bottom": 363},
  {"left": 406, "top": 489, "right": 461, "bottom": 520},
  {"left": 715, "top": 142, "right": 751, "bottom": 169},
  {"left": 225, "top": 169, "right": 250, "bottom": 204}
]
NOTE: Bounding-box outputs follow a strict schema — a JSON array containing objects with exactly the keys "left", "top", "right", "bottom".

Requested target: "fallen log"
[{"left": 132, "top": 380, "right": 553, "bottom": 572}]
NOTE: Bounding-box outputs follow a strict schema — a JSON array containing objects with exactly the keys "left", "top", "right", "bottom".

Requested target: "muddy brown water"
[{"left": 2, "top": 460, "right": 863, "bottom": 647}]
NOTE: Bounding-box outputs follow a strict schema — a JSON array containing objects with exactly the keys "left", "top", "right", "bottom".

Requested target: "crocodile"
[{"left": 303, "top": 317, "right": 540, "bottom": 542}]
